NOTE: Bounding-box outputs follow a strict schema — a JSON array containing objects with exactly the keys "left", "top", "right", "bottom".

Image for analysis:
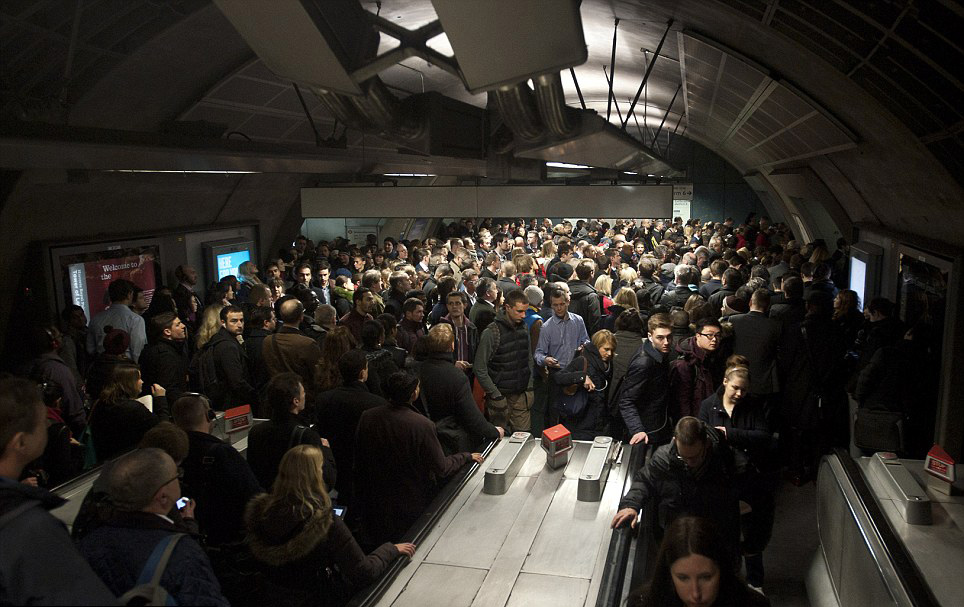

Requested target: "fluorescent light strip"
[
  {"left": 105, "top": 170, "right": 261, "bottom": 174},
  {"left": 383, "top": 173, "right": 435, "bottom": 177},
  {"left": 546, "top": 162, "right": 590, "bottom": 169}
]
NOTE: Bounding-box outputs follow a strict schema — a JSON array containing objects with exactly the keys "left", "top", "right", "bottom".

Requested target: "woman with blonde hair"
[
  {"left": 246, "top": 445, "right": 414, "bottom": 607},
  {"left": 698, "top": 365, "right": 776, "bottom": 590},
  {"left": 195, "top": 304, "right": 223, "bottom": 349}
]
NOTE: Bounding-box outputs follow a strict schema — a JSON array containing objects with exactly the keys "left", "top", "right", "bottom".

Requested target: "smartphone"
[
  {"left": 333, "top": 506, "right": 347, "bottom": 518},
  {"left": 176, "top": 497, "right": 190, "bottom": 510}
]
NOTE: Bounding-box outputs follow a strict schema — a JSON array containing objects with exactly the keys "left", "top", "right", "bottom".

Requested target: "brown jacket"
[{"left": 262, "top": 326, "right": 322, "bottom": 389}]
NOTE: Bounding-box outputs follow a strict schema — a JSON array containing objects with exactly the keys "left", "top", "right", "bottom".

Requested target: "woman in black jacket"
[
  {"left": 88, "top": 362, "right": 167, "bottom": 462},
  {"left": 246, "top": 445, "right": 413, "bottom": 607},
  {"left": 553, "top": 330, "right": 616, "bottom": 440},
  {"left": 698, "top": 366, "right": 776, "bottom": 591}
]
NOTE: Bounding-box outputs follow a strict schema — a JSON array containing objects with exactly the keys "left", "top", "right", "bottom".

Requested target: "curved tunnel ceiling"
[{"left": 1, "top": 0, "right": 962, "bottom": 244}]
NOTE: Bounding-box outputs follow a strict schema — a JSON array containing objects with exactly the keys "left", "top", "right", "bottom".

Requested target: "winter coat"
[
  {"left": 669, "top": 336, "right": 724, "bottom": 420},
  {"left": 618, "top": 432, "right": 739, "bottom": 545},
  {"left": 729, "top": 311, "right": 782, "bottom": 395},
  {"left": 551, "top": 343, "right": 613, "bottom": 439},
  {"left": 262, "top": 326, "right": 323, "bottom": 392},
  {"left": 568, "top": 280, "right": 603, "bottom": 334},
  {"left": 355, "top": 401, "right": 473, "bottom": 544},
  {"left": 206, "top": 327, "right": 257, "bottom": 409},
  {"left": 616, "top": 340, "right": 671, "bottom": 444},
  {"left": 78, "top": 510, "right": 228, "bottom": 607},
  {"left": 416, "top": 351, "right": 501, "bottom": 443},
  {"left": 315, "top": 381, "right": 388, "bottom": 507},
  {"left": 139, "top": 338, "right": 189, "bottom": 405},
  {"left": 88, "top": 396, "right": 165, "bottom": 463},
  {"left": 245, "top": 494, "right": 398, "bottom": 607},
  {"left": 0, "top": 478, "right": 116, "bottom": 605},
  {"left": 247, "top": 412, "right": 337, "bottom": 491},
  {"left": 181, "top": 431, "right": 263, "bottom": 546},
  {"left": 699, "top": 391, "right": 776, "bottom": 471}
]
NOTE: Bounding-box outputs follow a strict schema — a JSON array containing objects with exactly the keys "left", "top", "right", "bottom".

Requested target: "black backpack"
[{"left": 188, "top": 344, "right": 222, "bottom": 403}]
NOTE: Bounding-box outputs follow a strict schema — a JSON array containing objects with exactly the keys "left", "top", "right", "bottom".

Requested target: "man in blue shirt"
[
  {"left": 535, "top": 288, "right": 590, "bottom": 425},
  {"left": 87, "top": 279, "right": 147, "bottom": 362}
]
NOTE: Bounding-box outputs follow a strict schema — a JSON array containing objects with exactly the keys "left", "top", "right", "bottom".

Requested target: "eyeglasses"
[
  {"left": 698, "top": 333, "right": 721, "bottom": 341},
  {"left": 156, "top": 466, "right": 184, "bottom": 493}
]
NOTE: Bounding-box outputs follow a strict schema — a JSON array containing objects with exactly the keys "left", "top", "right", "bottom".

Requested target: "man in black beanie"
[{"left": 354, "top": 371, "right": 484, "bottom": 546}]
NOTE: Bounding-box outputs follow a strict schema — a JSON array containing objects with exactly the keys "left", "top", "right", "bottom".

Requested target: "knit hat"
[
  {"left": 103, "top": 327, "right": 131, "bottom": 355},
  {"left": 334, "top": 267, "right": 353, "bottom": 279},
  {"left": 722, "top": 295, "right": 749, "bottom": 316}
]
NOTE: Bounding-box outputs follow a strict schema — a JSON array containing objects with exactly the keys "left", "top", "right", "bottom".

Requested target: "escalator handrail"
[
  {"left": 831, "top": 448, "right": 939, "bottom": 607},
  {"left": 595, "top": 442, "right": 649, "bottom": 607},
  {"left": 347, "top": 438, "right": 500, "bottom": 607}
]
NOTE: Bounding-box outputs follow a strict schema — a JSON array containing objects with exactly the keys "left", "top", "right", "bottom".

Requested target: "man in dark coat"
[
  {"left": 568, "top": 261, "right": 603, "bottom": 335},
  {"left": 203, "top": 305, "right": 258, "bottom": 410},
  {"left": 707, "top": 268, "right": 744, "bottom": 317},
  {"left": 729, "top": 289, "right": 782, "bottom": 402},
  {"left": 140, "top": 313, "right": 189, "bottom": 405},
  {"left": 612, "top": 417, "right": 740, "bottom": 553},
  {"left": 617, "top": 313, "right": 674, "bottom": 446},
  {"left": 659, "top": 265, "right": 703, "bottom": 310},
  {"left": 355, "top": 371, "right": 483, "bottom": 545},
  {"left": 77, "top": 448, "right": 229, "bottom": 606},
  {"left": 315, "top": 350, "right": 388, "bottom": 509},
  {"left": 0, "top": 377, "right": 117, "bottom": 605},
  {"left": 244, "top": 305, "right": 276, "bottom": 414},
  {"left": 173, "top": 265, "right": 203, "bottom": 335},
  {"left": 415, "top": 324, "right": 503, "bottom": 447},
  {"left": 262, "top": 298, "right": 322, "bottom": 394},
  {"left": 173, "top": 395, "right": 262, "bottom": 547}
]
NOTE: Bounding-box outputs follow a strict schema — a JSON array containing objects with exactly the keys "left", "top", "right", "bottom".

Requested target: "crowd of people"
[{"left": 1, "top": 214, "right": 938, "bottom": 606}]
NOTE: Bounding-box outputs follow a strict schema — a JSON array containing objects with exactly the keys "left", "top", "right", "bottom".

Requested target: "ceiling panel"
[{"left": 680, "top": 30, "right": 856, "bottom": 169}]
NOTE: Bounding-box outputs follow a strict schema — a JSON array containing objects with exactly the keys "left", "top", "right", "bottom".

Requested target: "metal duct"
[
  {"left": 533, "top": 73, "right": 577, "bottom": 138},
  {"left": 494, "top": 82, "right": 545, "bottom": 144},
  {"left": 315, "top": 78, "right": 426, "bottom": 142}
]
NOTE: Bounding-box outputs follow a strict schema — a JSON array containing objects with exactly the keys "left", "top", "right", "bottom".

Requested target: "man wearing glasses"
[
  {"left": 617, "top": 313, "right": 674, "bottom": 447},
  {"left": 670, "top": 318, "right": 726, "bottom": 419},
  {"left": 611, "top": 417, "right": 740, "bottom": 556}
]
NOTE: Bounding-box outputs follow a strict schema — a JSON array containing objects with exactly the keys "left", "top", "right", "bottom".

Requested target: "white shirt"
[{"left": 87, "top": 303, "right": 147, "bottom": 362}]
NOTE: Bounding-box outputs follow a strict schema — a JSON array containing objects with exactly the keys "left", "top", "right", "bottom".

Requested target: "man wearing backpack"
[
  {"left": 568, "top": 261, "right": 603, "bottom": 335},
  {"left": 77, "top": 447, "right": 229, "bottom": 606},
  {"left": 199, "top": 305, "right": 257, "bottom": 410},
  {"left": 0, "top": 377, "right": 116, "bottom": 605}
]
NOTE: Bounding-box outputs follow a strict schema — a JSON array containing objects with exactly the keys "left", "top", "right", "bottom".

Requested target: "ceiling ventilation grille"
[{"left": 679, "top": 31, "right": 856, "bottom": 170}]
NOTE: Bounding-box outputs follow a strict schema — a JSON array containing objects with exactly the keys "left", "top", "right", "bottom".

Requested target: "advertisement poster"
[
  {"left": 216, "top": 250, "right": 250, "bottom": 280},
  {"left": 63, "top": 246, "right": 160, "bottom": 319}
]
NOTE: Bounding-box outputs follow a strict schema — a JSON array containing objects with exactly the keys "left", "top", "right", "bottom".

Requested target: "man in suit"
[{"left": 729, "top": 289, "right": 782, "bottom": 407}]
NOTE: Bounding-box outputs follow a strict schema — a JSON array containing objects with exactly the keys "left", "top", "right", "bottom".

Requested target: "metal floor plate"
[{"left": 375, "top": 440, "right": 630, "bottom": 607}]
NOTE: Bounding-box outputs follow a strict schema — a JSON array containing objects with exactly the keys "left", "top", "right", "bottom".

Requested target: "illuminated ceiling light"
[
  {"left": 104, "top": 170, "right": 261, "bottom": 174},
  {"left": 623, "top": 171, "right": 638, "bottom": 175},
  {"left": 546, "top": 162, "right": 590, "bottom": 169},
  {"left": 382, "top": 173, "right": 436, "bottom": 177}
]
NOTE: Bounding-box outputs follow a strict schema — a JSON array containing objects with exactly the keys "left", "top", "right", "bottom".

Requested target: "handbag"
[
  {"left": 561, "top": 357, "right": 589, "bottom": 395},
  {"left": 853, "top": 408, "right": 905, "bottom": 453}
]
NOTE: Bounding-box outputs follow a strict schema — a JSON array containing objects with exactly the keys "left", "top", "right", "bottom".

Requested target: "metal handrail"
[
  {"left": 595, "top": 442, "right": 649, "bottom": 607},
  {"left": 347, "top": 438, "right": 499, "bottom": 607}
]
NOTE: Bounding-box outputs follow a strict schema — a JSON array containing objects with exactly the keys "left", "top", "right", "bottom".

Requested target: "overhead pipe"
[
  {"left": 493, "top": 82, "right": 545, "bottom": 144},
  {"left": 622, "top": 19, "right": 674, "bottom": 131},
  {"left": 314, "top": 78, "right": 425, "bottom": 142},
  {"left": 533, "top": 73, "right": 578, "bottom": 138}
]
